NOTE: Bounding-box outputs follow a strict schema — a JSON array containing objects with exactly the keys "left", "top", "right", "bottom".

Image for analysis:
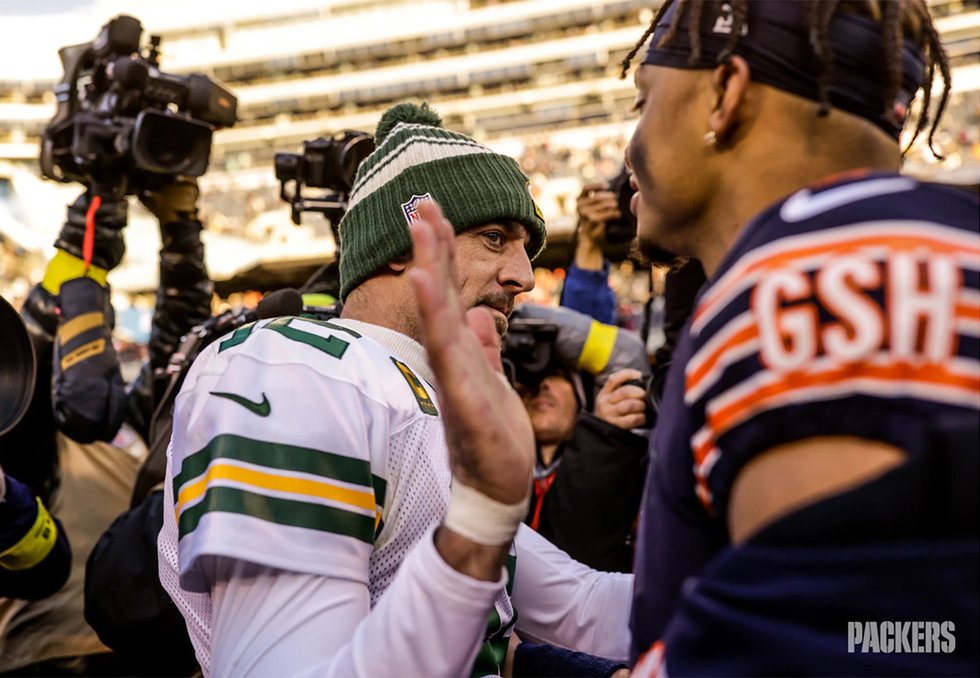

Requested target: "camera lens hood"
[{"left": 0, "top": 294, "right": 36, "bottom": 436}]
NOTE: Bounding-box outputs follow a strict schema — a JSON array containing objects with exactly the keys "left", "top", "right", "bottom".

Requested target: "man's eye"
[{"left": 484, "top": 231, "right": 503, "bottom": 245}]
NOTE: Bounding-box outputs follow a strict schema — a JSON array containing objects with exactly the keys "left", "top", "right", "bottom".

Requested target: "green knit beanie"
[{"left": 338, "top": 102, "right": 547, "bottom": 300}]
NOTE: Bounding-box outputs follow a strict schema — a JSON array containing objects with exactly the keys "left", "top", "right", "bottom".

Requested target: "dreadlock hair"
[{"left": 620, "top": 0, "right": 952, "bottom": 157}]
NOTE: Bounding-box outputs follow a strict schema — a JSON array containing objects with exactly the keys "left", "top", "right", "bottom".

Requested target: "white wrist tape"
[{"left": 444, "top": 478, "right": 527, "bottom": 546}]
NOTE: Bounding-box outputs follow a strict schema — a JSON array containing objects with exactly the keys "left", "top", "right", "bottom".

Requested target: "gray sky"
[{"left": 0, "top": 0, "right": 93, "bottom": 15}]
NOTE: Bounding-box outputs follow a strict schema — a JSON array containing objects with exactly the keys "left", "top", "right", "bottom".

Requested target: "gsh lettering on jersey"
[{"left": 754, "top": 244, "right": 960, "bottom": 371}]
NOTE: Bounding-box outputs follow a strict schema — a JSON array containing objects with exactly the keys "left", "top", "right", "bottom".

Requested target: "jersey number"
[{"left": 219, "top": 317, "right": 354, "bottom": 359}]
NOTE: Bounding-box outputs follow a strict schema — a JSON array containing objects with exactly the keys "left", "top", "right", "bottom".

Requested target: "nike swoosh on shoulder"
[
  {"left": 779, "top": 177, "right": 915, "bottom": 223},
  {"left": 210, "top": 391, "right": 271, "bottom": 417}
]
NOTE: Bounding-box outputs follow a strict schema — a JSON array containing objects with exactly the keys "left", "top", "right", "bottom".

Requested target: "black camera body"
[
  {"left": 602, "top": 165, "right": 680, "bottom": 265},
  {"left": 604, "top": 166, "right": 638, "bottom": 252},
  {"left": 501, "top": 318, "right": 561, "bottom": 389},
  {"left": 40, "top": 15, "right": 237, "bottom": 193},
  {"left": 275, "top": 131, "right": 375, "bottom": 225}
]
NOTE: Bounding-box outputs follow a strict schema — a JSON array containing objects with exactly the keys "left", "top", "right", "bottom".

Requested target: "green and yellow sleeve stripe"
[{"left": 174, "top": 434, "right": 384, "bottom": 545}]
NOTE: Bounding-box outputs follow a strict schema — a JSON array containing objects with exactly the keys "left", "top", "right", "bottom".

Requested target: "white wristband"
[{"left": 443, "top": 478, "right": 527, "bottom": 546}]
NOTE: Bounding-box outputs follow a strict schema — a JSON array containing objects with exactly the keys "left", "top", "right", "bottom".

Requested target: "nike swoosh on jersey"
[
  {"left": 210, "top": 391, "right": 271, "bottom": 417},
  {"left": 779, "top": 177, "right": 915, "bottom": 223}
]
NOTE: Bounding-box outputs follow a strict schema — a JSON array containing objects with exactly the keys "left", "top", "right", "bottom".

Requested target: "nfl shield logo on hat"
[{"left": 401, "top": 193, "right": 434, "bottom": 226}]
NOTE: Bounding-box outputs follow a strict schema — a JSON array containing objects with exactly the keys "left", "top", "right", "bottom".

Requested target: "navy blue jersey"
[{"left": 631, "top": 173, "right": 980, "bottom": 675}]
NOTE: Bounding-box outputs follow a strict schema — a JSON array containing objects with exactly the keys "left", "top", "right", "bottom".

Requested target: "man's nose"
[
  {"left": 538, "top": 376, "right": 558, "bottom": 395},
  {"left": 500, "top": 245, "right": 534, "bottom": 293}
]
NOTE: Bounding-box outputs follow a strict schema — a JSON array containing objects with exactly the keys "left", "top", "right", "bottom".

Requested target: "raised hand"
[
  {"left": 576, "top": 182, "right": 621, "bottom": 242},
  {"left": 407, "top": 200, "right": 534, "bottom": 507}
]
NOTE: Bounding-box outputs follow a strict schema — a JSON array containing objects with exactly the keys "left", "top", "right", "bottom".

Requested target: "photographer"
[
  {"left": 518, "top": 358, "right": 648, "bottom": 575},
  {"left": 560, "top": 181, "right": 620, "bottom": 325}
]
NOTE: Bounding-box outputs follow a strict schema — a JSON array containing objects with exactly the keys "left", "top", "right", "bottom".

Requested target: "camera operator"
[
  {"left": 560, "top": 182, "right": 621, "bottom": 325},
  {"left": 0, "top": 14, "right": 227, "bottom": 673},
  {"left": 520, "top": 363, "right": 648, "bottom": 574},
  {"left": 0, "top": 175, "right": 210, "bottom": 676}
]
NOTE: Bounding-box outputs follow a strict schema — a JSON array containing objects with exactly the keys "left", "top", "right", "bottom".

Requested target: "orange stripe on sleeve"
[
  {"left": 686, "top": 323, "right": 759, "bottom": 396},
  {"left": 690, "top": 361, "right": 979, "bottom": 513},
  {"left": 956, "top": 301, "right": 980, "bottom": 323},
  {"left": 707, "top": 362, "right": 980, "bottom": 442}
]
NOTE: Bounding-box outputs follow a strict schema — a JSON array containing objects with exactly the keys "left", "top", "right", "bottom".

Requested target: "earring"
[{"left": 704, "top": 130, "right": 717, "bottom": 146}]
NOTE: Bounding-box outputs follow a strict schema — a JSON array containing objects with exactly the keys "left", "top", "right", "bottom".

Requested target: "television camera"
[
  {"left": 40, "top": 15, "right": 237, "bottom": 194},
  {"left": 275, "top": 131, "right": 375, "bottom": 226}
]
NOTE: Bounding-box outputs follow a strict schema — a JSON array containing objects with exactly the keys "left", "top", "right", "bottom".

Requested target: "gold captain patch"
[{"left": 391, "top": 357, "right": 438, "bottom": 416}]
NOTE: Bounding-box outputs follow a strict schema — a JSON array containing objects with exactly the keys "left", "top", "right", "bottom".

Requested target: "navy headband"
[{"left": 643, "top": 1, "right": 927, "bottom": 140}]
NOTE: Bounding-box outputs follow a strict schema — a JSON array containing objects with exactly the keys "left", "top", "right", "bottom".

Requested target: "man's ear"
[
  {"left": 708, "top": 55, "right": 751, "bottom": 144},
  {"left": 388, "top": 251, "right": 413, "bottom": 273}
]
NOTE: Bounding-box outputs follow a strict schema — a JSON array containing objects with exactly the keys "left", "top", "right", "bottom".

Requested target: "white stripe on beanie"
[{"left": 347, "top": 139, "right": 494, "bottom": 211}]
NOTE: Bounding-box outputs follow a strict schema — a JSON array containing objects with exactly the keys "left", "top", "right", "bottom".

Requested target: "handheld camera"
[{"left": 40, "top": 15, "right": 237, "bottom": 194}]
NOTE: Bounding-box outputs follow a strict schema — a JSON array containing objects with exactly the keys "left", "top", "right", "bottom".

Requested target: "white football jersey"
[{"left": 158, "top": 316, "right": 516, "bottom": 674}]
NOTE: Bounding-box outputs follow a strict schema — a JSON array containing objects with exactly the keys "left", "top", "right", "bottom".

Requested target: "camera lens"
[
  {"left": 339, "top": 134, "right": 375, "bottom": 190},
  {"left": 132, "top": 110, "right": 212, "bottom": 176},
  {"left": 144, "top": 129, "right": 192, "bottom": 167}
]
